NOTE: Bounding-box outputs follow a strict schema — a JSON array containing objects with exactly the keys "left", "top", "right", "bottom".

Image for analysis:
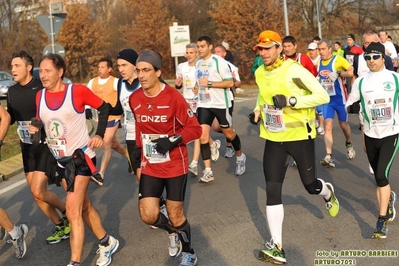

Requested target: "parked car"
[
  {"left": 33, "top": 67, "right": 72, "bottom": 84},
  {"left": 0, "top": 71, "right": 16, "bottom": 97}
]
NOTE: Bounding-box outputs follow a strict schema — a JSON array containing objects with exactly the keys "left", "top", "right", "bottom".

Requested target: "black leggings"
[
  {"left": 263, "top": 139, "right": 320, "bottom": 205},
  {"left": 365, "top": 134, "right": 399, "bottom": 187}
]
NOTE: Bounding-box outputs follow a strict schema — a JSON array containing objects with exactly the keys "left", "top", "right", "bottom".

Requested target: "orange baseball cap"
[{"left": 253, "top": 30, "right": 282, "bottom": 50}]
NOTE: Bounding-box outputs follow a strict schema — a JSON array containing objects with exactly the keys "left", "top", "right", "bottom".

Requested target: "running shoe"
[
  {"left": 8, "top": 224, "right": 28, "bottom": 259},
  {"left": 188, "top": 163, "right": 198, "bottom": 176},
  {"left": 369, "top": 164, "right": 374, "bottom": 175},
  {"left": 372, "top": 218, "right": 388, "bottom": 239},
  {"left": 235, "top": 153, "right": 246, "bottom": 176},
  {"left": 258, "top": 240, "right": 286, "bottom": 264},
  {"left": 46, "top": 225, "right": 69, "bottom": 244},
  {"left": 387, "top": 191, "right": 397, "bottom": 223},
  {"left": 210, "top": 140, "right": 221, "bottom": 162},
  {"left": 320, "top": 155, "right": 335, "bottom": 168},
  {"left": 96, "top": 236, "right": 119, "bottom": 266},
  {"left": 199, "top": 169, "right": 214, "bottom": 183},
  {"left": 291, "top": 160, "right": 297, "bottom": 167},
  {"left": 0, "top": 226, "right": 8, "bottom": 240},
  {"left": 224, "top": 146, "right": 235, "bottom": 158},
  {"left": 346, "top": 142, "right": 356, "bottom": 159},
  {"left": 168, "top": 232, "right": 182, "bottom": 257},
  {"left": 91, "top": 172, "right": 104, "bottom": 186},
  {"left": 179, "top": 252, "right": 198, "bottom": 266},
  {"left": 317, "top": 127, "right": 325, "bottom": 135},
  {"left": 325, "top": 182, "right": 339, "bottom": 217}
]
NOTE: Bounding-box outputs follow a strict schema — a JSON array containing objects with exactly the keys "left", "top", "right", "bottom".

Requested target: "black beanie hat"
[{"left": 117, "top": 49, "right": 138, "bottom": 66}]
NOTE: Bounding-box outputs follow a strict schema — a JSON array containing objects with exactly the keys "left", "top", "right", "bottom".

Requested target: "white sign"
[{"left": 169, "top": 24, "right": 190, "bottom": 57}]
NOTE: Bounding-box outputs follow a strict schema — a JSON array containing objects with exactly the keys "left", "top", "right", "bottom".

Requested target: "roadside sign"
[
  {"left": 169, "top": 23, "right": 190, "bottom": 57},
  {"left": 36, "top": 13, "right": 67, "bottom": 41},
  {"left": 43, "top": 43, "right": 65, "bottom": 57},
  {"left": 51, "top": 2, "right": 63, "bottom": 13}
]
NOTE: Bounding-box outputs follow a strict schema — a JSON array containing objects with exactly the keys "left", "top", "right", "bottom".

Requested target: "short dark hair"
[
  {"left": 99, "top": 57, "right": 113, "bottom": 68},
  {"left": 313, "top": 36, "right": 321, "bottom": 42},
  {"left": 11, "top": 50, "right": 34, "bottom": 75},
  {"left": 282, "top": 35, "right": 297, "bottom": 45},
  {"left": 334, "top": 41, "right": 341, "bottom": 46},
  {"left": 39, "top": 53, "right": 66, "bottom": 79},
  {"left": 197, "top": 36, "right": 212, "bottom": 45}
]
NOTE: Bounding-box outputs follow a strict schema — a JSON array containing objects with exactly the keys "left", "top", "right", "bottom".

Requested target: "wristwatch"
[
  {"left": 289, "top": 97, "right": 297, "bottom": 107},
  {"left": 0, "top": 140, "right": 3, "bottom": 147},
  {"left": 207, "top": 81, "right": 212, "bottom": 88}
]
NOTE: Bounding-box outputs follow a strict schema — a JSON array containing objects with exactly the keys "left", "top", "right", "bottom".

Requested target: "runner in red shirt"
[{"left": 129, "top": 50, "right": 201, "bottom": 266}]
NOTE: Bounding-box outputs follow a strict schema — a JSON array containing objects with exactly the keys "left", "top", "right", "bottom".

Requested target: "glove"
[
  {"left": 152, "top": 134, "right": 182, "bottom": 155},
  {"left": 328, "top": 71, "right": 340, "bottom": 82},
  {"left": 272, "top": 94, "right": 287, "bottom": 109},
  {"left": 85, "top": 109, "right": 93, "bottom": 120},
  {"left": 248, "top": 112, "right": 259, "bottom": 125},
  {"left": 30, "top": 118, "right": 43, "bottom": 146},
  {"left": 347, "top": 100, "right": 360, "bottom": 114}
]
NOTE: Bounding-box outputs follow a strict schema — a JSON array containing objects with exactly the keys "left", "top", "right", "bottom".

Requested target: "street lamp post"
[
  {"left": 316, "top": 0, "right": 322, "bottom": 38},
  {"left": 283, "top": 0, "right": 290, "bottom": 36}
]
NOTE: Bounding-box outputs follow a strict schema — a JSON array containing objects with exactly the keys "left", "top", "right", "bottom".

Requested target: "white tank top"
[
  {"left": 119, "top": 80, "right": 140, "bottom": 140},
  {"left": 39, "top": 84, "right": 95, "bottom": 158}
]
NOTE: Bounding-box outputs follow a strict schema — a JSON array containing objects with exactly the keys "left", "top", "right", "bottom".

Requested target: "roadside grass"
[{"left": 1, "top": 123, "right": 20, "bottom": 161}]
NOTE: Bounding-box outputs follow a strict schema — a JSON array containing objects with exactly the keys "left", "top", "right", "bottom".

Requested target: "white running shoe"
[
  {"left": 224, "top": 147, "right": 235, "bottom": 158},
  {"left": 317, "top": 127, "right": 325, "bottom": 135},
  {"left": 179, "top": 252, "right": 198, "bottom": 266},
  {"left": 96, "top": 236, "right": 119, "bottom": 266},
  {"left": 8, "top": 224, "right": 28, "bottom": 259},
  {"left": 199, "top": 169, "right": 214, "bottom": 183},
  {"left": 168, "top": 232, "right": 182, "bottom": 257},
  {"left": 235, "top": 153, "right": 246, "bottom": 176},
  {"left": 188, "top": 164, "right": 198, "bottom": 176},
  {"left": 210, "top": 140, "right": 221, "bottom": 162},
  {"left": 320, "top": 155, "right": 335, "bottom": 168},
  {"left": 346, "top": 142, "right": 356, "bottom": 159}
]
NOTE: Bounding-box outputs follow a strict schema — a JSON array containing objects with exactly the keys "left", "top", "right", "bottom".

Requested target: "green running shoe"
[
  {"left": 46, "top": 225, "right": 69, "bottom": 244},
  {"left": 325, "top": 182, "right": 339, "bottom": 217},
  {"left": 372, "top": 218, "right": 388, "bottom": 239},
  {"left": 387, "top": 191, "right": 396, "bottom": 223},
  {"left": 0, "top": 226, "right": 8, "bottom": 240},
  {"left": 62, "top": 215, "right": 71, "bottom": 236},
  {"left": 259, "top": 241, "right": 286, "bottom": 264}
]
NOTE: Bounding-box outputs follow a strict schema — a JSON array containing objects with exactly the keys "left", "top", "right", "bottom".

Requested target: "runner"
[{"left": 130, "top": 50, "right": 201, "bottom": 266}]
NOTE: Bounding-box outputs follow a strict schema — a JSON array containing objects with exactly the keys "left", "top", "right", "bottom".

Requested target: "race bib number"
[
  {"left": 199, "top": 88, "right": 211, "bottom": 103},
  {"left": 17, "top": 121, "right": 32, "bottom": 144},
  {"left": 320, "top": 79, "right": 336, "bottom": 96},
  {"left": 370, "top": 103, "right": 392, "bottom": 124},
  {"left": 186, "top": 96, "right": 198, "bottom": 112},
  {"left": 263, "top": 104, "right": 286, "bottom": 132},
  {"left": 46, "top": 138, "right": 67, "bottom": 159},
  {"left": 141, "top": 134, "right": 171, "bottom": 164}
]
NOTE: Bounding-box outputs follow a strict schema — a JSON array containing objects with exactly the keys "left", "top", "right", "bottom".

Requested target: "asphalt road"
[{"left": 0, "top": 96, "right": 398, "bottom": 266}]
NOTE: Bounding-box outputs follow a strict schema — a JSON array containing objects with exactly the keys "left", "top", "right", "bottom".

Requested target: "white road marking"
[{"left": 0, "top": 179, "right": 26, "bottom": 194}]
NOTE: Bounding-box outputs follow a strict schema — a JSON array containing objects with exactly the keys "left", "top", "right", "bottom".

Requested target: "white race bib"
[{"left": 141, "top": 133, "right": 171, "bottom": 164}]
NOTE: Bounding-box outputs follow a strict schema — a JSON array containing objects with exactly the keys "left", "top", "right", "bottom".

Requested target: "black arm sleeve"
[
  {"left": 94, "top": 102, "right": 110, "bottom": 138},
  {"left": 110, "top": 100, "right": 123, "bottom": 115}
]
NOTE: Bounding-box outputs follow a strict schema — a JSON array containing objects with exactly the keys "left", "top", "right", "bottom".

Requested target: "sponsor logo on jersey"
[
  {"left": 157, "top": 105, "right": 169, "bottom": 109},
  {"left": 137, "top": 115, "right": 167, "bottom": 123}
]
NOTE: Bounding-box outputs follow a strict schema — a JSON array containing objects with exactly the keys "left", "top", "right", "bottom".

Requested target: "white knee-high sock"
[
  {"left": 318, "top": 178, "right": 331, "bottom": 200},
  {"left": 266, "top": 204, "right": 284, "bottom": 246}
]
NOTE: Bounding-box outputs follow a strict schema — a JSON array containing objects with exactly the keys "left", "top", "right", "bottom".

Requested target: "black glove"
[
  {"left": 347, "top": 101, "right": 360, "bottom": 114},
  {"left": 30, "top": 117, "right": 43, "bottom": 146},
  {"left": 248, "top": 112, "right": 259, "bottom": 125},
  {"left": 272, "top": 94, "right": 287, "bottom": 109},
  {"left": 152, "top": 134, "right": 182, "bottom": 155},
  {"left": 85, "top": 109, "right": 93, "bottom": 120}
]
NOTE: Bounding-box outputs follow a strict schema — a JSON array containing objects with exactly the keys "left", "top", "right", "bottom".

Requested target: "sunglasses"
[{"left": 364, "top": 54, "right": 383, "bottom": 61}]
